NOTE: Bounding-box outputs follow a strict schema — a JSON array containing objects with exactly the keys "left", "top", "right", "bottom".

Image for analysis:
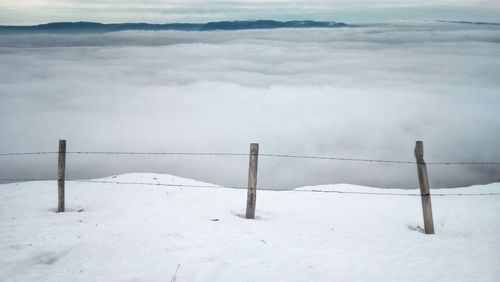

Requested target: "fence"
[{"left": 1, "top": 140, "right": 500, "bottom": 234}]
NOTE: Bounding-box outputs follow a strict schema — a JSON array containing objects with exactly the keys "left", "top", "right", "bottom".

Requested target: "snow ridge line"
[
  {"left": 1, "top": 178, "right": 499, "bottom": 197},
  {"left": 0, "top": 151, "right": 499, "bottom": 165}
]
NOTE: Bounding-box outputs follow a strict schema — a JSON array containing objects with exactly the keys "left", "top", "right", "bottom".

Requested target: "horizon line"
[{"left": 2, "top": 19, "right": 500, "bottom": 27}]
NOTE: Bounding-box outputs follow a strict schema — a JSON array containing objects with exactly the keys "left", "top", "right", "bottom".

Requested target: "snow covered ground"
[{"left": 1, "top": 173, "right": 499, "bottom": 281}]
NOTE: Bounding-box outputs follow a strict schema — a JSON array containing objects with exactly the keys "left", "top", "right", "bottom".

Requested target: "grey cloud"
[{"left": 1, "top": 22, "right": 499, "bottom": 189}]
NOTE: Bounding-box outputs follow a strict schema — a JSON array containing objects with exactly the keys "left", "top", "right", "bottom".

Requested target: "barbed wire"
[
  {"left": 1, "top": 178, "right": 498, "bottom": 196},
  {"left": 427, "top": 161, "right": 500, "bottom": 165},
  {"left": 260, "top": 153, "right": 416, "bottom": 164},
  {"left": 261, "top": 154, "right": 500, "bottom": 165},
  {"left": 69, "top": 151, "right": 250, "bottom": 157},
  {"left": 0, "top": 152, "right": 58, "bottom": 156},
  {"left": 0, "top": 150, "right": 499, "bottom": 165},
  {"left": 0, "top": 178, "right": 55, "bottom": 182},
  {"left": 73, "top": 179, "right": 239, "bottom": 189}
]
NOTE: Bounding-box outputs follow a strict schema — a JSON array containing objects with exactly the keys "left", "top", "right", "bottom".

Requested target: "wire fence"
[
  {"left": 1, "top": 150, "right": 500, "bottom": 165},
  {"left": 3, "top": 144, "right": 497, "bottom": 236},
  {"left": 1, "top": 178, "right": 499, "bottom": 197},
  {"left": 1, "top": 148, "right": 499, "bottom": 198}
]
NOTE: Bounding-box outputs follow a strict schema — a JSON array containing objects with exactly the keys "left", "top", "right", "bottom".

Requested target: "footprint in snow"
[{"left": 31, "top": 251, "right": 66, "bottom": 265}]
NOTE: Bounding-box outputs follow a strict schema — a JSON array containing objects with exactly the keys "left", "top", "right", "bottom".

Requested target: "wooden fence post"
[
  {"left": 58, "top": 139, "right": 66, "bottom": 212},
  {"left": 414, "top": 141, "right": 435, "bottom": 234},
  {"left": 246, "top": 143, "right": 259, "bottom": 219}
]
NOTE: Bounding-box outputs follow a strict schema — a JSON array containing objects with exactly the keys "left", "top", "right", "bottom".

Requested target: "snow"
[{"left": 1, "top": 173, "right": 499, "bottom": 281}]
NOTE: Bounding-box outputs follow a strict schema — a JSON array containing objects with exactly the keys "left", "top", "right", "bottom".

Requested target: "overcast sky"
[{"left": 1, "top": 0, "right": 500, "bottom": 25}]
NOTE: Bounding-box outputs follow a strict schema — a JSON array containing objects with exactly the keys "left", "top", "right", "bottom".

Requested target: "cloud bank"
[{"left": 1, "top": 22, "right": 499, "bottom": 189}]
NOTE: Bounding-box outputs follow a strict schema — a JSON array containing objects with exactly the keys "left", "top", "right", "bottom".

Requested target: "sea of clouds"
[{"left": 1, "top": 22, "right": 499, "bottom": 189}]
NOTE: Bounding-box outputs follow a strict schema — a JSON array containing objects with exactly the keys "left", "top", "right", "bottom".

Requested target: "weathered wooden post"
[
  {"left": 245, "top": 143, "right": 259, "bottom": 219},
  {"left": 58, "top": 139, "right": 66, "bottom": 212},
  {"left": 414, "top": 141, "right": 435, "bottom": 234}
]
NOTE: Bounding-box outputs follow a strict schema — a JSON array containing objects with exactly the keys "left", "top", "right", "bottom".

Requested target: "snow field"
[{"left": 1, "top": 173, "right": 499, "bottom": 281}]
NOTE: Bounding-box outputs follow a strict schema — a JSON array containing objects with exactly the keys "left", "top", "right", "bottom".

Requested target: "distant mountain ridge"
[{"left": 0, "top": 20, "right": 348, "bottom": 33}]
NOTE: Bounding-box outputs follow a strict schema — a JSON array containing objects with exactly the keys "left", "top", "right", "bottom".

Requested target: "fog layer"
[{"left": 1, "top": 22, "right": 499, "bottom": 189}]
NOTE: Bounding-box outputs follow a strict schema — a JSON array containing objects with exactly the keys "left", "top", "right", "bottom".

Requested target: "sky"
[
  {"left": 1, "top": 22, "right": 499, "bottom": 189},
  {"left": 1, "top": 0, "right": 500, "bottom": 25}
]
